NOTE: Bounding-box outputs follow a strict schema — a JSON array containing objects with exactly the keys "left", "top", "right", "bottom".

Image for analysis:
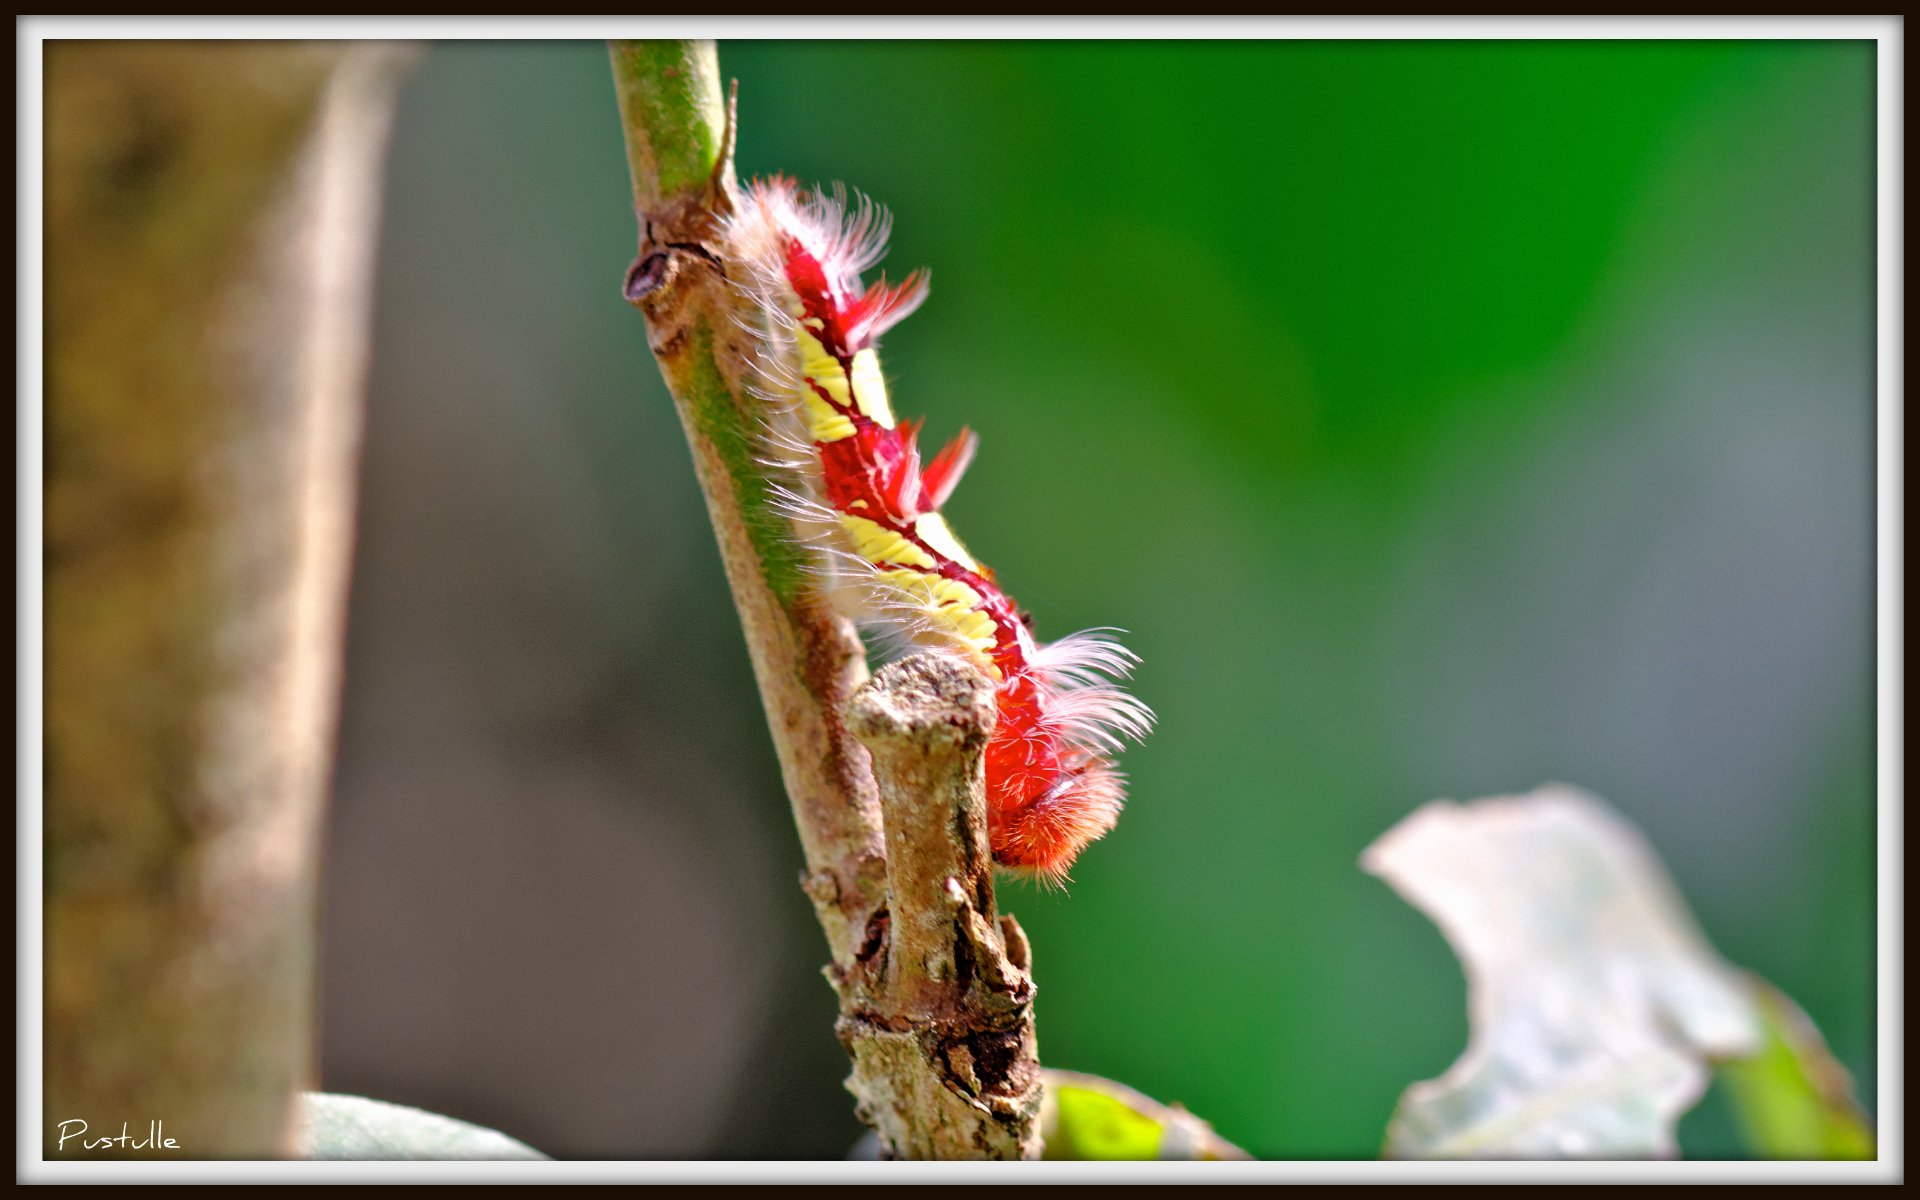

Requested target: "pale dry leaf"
[{"left": 1361, "top": 784, "right": 1762, "bottom": 1159}]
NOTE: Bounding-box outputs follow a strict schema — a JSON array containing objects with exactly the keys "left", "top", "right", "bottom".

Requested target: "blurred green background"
[{"left": 319, "top": 39, "right": 1876, "bottom": 1159}]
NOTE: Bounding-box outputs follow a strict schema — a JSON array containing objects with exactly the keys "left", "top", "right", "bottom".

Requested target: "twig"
[{"left": 608, "top": 40, "right": 1041, "bottom": 1159}]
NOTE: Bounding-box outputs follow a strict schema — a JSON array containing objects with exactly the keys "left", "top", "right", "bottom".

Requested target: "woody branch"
[{"left": 608, "top": 38, "right": 1040, "bottom": 1159}]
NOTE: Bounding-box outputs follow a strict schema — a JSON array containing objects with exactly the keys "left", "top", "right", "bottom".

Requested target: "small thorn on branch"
[{"left": 840, "top": 653, "right": 1042, "bottom": 1160}]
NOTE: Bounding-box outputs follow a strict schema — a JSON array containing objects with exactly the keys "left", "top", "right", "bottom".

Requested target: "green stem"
[{"left": 609, "top": 39, "right": 727, "bottom": 212}]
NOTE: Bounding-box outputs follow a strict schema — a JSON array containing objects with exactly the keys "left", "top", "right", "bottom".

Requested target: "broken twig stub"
[{"left": 840, "top": 654, "right": 1043, "bottom": 1160}]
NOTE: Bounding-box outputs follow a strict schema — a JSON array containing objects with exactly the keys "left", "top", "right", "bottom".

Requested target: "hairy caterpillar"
[{"left": 725, "top": 177, "right": 1153, "bottom": 885}]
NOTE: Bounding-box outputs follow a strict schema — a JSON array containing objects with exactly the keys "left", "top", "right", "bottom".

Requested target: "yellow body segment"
[
  {"left": 912, "top": 513, "right": 982, "bottom": 574},
  {"left": 803, "top": 389, "right": 857, "bottom": 443},
  {"left": 876, "top": 568, "right": 1000, "bottom": 662},
  {"left": 798, "top": 324, "right": 895, "bottom": 443},
  {"left": 847, "top": 350, "right": 894, "bottom": 426},
  {"left": 840, "top": 512, "right": 937, "bottom": 570}
]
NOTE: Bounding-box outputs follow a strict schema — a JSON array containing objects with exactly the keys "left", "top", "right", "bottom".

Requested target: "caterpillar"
[{"left": 725, "top": 177, "right": 1153, "bottom": 885}]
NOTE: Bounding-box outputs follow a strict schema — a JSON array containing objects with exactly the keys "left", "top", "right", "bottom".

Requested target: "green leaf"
[
  {"left": 1718, "top": 977, "right": 1875, "bottom": 1159},
  {"left": 299, "top": 1092, "right": 547, "bottom": 1161},
  {"left": 1362, "top": 785, "right": 1765, "bottom": 1159},
  {"left": 1040, "top": 1069, "right": 1249, "bottom": 1160}
]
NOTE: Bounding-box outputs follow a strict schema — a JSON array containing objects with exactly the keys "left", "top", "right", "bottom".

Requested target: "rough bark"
[
  {"left": 841, "top": 655, "right": 1043, "bottom": 1160},
  {"left": 43, "top": 41, "right": 410, "bottom": 1158}
]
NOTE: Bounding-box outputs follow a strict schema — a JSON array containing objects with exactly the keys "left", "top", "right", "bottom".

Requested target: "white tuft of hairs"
[{"left": 1031, "top": 629, "right": 1156, "bottom": 755}]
